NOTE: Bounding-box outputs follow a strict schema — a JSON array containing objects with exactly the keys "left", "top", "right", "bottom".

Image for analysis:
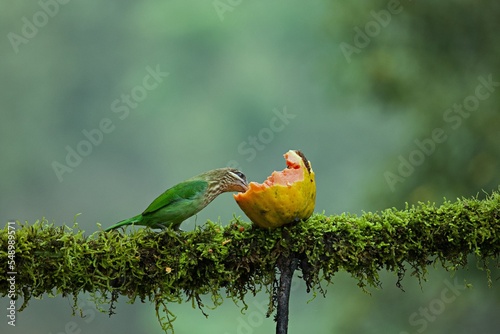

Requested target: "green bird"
[{"left": 105, "top": 168, "right": 248, "bottom": 231}]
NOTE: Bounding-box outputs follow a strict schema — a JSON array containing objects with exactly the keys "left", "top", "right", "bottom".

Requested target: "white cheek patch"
[{"left": 229, "top": 171, "right": 246, "bottom": 184}]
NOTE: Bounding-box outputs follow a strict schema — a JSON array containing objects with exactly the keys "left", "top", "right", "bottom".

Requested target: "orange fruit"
[{"left": 234, "top": 150, "right": 316, "bottom": 229}]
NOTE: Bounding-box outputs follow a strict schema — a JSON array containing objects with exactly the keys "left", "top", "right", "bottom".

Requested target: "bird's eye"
[{"left": 235, "top": 171, "right": 246, "bottom": 180}]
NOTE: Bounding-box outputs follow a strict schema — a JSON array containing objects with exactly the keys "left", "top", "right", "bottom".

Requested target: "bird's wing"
[{"left": 142, "top": 180, "right": 208, "bottom": 215}]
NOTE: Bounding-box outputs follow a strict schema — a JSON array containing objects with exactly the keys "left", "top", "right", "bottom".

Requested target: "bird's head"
[{"left": 207, "top": 168, "right": 248, "bottom": 194}]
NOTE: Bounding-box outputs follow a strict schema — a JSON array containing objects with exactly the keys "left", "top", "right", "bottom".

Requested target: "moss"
[{"left": 1, "top": 191, "right": 499, "bottom": 332}]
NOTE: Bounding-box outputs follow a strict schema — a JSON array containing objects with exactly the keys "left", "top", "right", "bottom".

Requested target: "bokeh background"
[{"left": 1, "top": 1, "right": 499, "bottom": 333}]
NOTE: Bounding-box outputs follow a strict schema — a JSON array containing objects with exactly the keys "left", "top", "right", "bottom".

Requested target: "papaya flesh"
[{"left": 234, "top": 150, "right": 316, "bottom": 229}]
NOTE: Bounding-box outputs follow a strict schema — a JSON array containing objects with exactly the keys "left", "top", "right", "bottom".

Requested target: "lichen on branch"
[{"left": 1, "top": 191, "right": 499, "bottom": 332}]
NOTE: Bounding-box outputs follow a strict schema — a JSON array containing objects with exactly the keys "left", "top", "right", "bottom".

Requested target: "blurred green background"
[{"left": 1, "top": 1, "right": 499, "bottom": 333}]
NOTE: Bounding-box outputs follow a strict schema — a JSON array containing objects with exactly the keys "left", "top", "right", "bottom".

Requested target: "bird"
[{"left": 104, "top": 168, "right": 248, "bottom": 231}]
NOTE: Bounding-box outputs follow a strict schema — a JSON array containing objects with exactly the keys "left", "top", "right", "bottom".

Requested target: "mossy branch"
[{"left": 1, "top": 191, "right": 500, "bottom": 333}]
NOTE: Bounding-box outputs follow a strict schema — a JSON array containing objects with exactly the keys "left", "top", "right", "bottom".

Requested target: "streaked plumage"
[{"left": 105, "top": 168, "right": 248, "bottom": 231}]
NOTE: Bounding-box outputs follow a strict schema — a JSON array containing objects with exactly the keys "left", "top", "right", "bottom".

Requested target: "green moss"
[{"left": 1, "top": 191, "right": 499, "bottom": 332}]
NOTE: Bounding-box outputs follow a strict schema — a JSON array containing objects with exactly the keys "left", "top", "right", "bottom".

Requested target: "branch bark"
[{"left": 276, "top": 254, "right": 298, "bottom": 334}]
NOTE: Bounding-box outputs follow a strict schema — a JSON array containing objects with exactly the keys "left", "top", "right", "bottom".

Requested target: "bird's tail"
[{"left": 104, "top": 214, "right": 142, "bottom": 231}]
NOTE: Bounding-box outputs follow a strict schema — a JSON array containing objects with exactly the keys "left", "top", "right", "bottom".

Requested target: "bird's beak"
[
  {"left": 240, "top": 181, "right": 249, "bottom": 192},
  {"left": 235, "top": 179, "right": 248, "bottom": 193}
]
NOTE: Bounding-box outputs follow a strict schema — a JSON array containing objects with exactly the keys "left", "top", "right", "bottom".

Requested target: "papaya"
[{"left": 234, "top": 150, "right": 316, "bottom": 229}]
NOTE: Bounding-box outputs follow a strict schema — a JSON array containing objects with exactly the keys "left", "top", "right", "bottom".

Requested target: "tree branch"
[
  {"left": 276, "top": 253, "right": 298, "bottom": 334},
  {"left": 1, "top": 191, "right": 499, "bottom": 333}
]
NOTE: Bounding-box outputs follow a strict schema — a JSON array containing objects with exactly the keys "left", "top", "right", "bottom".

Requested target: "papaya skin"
[{"left": 234, "top": 150, "right": 316, "bottom": 229}]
